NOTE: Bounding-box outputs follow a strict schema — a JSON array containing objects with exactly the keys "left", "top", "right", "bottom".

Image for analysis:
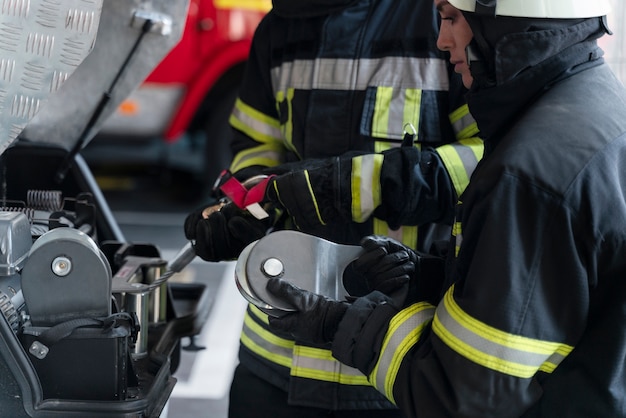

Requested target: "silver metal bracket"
[
  {"left": 131, "top": 10, "right": 173, "bottom": 36},
  {"left": 235, "top": 230, "right": 363, "bottom": 317},
  {"left": 29, "top": 341, "right": 49, "bottom": 360}
]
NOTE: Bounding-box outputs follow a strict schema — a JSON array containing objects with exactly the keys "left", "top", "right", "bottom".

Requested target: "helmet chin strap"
[{"left": 475, "top": 0, "right": 497, "bottom": 16}]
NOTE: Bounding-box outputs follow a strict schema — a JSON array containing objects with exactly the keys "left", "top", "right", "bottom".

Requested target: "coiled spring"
[{"left": 26, "top": 190, "right": 63, "bottom": 212}]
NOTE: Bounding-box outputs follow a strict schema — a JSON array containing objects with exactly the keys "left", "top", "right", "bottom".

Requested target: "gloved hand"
[
  {"left": 266, "top": 278, "right": 349, "bottom": 345},
  {"left": 184, "top": 202, "right": 273, "bottom": 262},
  {"left": 344, "top": 235, "right": 417, "bottom": 297},
  {"left": 264, "top": 156, "right": 354, "bottom": 231}
]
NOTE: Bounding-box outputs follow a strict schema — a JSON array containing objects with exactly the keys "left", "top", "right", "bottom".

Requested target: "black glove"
[
  {"left": 184, "top": 202, "right": 273, "bottom": 262},
  {"left": 264, "top": 156, "right": 354, "bottom": 231},
  {"left": 346, "top": 235, "right": 448, "bottom": 306},
  {"left": 266, "top": 278, "right": 349, "bottom": 345},
  {"left": 342, "top": 235, "right": 418, "bottom": 307},
  {"left": 344, "top": 235, "right": 417, "bottom": 296}
]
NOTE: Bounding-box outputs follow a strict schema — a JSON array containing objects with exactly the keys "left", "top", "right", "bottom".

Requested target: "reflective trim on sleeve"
[
  {"left": 452, "top": 218, "right": 462, "bottom": 257},
  {"left": 374, "top": 141, "right": 394, "bottom": 153},
  {"left": 370, "top": 302, "right": 436, "bottom": 404},
  {"left": 230, "top": 143, "right": 283, "bottom": 172},
  {"left": 351, "top": 154, "right": 384, "bottom": 222},
  {"left": 435, "top": 137, "right": 483, "bottom": 197},
  {"left": 242, "top": 306, "right": 374, "bottom": 386},
  {"left": 449, "top": 104, "right": 479, "bottom": 140},
  {"left": 240, "top": 307, "right": 295, "bottom": 368},
  {"left": 230, "top": 98, "right": 283, "bottom": 143},
  {"left": 303, "top": 170, "right": 326, "bottom": 226},
  {"left": 373, "top": 219, "right": 419, "bottom": 250},
  {"left": 291, "top": 345, "right": 370, "bottom": 385},
  {"left": 274, "top": 88, "right": 302, "bottom": 160},
  {"left": 433, "top": 286, "right": 574, "bottom": 378},
  {"left": 271, "top": 57, "right": 449, "bottom": 94}
]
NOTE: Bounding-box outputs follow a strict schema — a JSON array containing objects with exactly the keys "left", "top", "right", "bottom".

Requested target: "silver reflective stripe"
[
  {"left": 292, "top": 355, "right": 364, "bottom": 377},
  {"left": 436, "top": 138, "right": 483, "bottom": 198},
  {"left": 453, "top": 110, "right": 479, "bottom": 138},
  {"left": 355, "top": 154, "right": 379, "bottom": 220},
  {"left": 292, "top": 347, "right": 370, "bottom": 385},
  {"left": 271, "top": 57, "right": 449, "bottom": 94},
  {"left": 433, "top": 286, "right": 573, "bottom": 378},
  {"left": 371, "top": 303, "right": 435, "bottom": 402},
  {"left": 240, "top": 311, "right": 294, "bottom": 367},
  {"left": 231, "top": 101, "right": 283, "bottom": 142},
  {"left": 448, "top": 139, "right": 481, "bottom": 183}
]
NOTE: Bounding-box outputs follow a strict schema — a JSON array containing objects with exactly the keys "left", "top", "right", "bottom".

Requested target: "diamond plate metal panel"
[
  {"left": 21, "top": 0, "right": 190, "bottom": 151},
  {"left": 0, "top": 0, "right": 103, "bottom": 154}
]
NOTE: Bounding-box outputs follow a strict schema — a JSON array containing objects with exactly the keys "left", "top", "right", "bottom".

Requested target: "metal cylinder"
[
  {"left": 122, "top": 284, "right": 149, "bottom": 358},
  {"left": 143, "top": 263, "right": 167, "bottom": 324}
]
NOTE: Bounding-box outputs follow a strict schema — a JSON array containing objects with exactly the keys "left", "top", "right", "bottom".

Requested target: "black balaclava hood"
[
  {"left": 457, "top": 13, "right": 610, "bottom": 143},
  {"left": 461, "top": 13, "right": 609, "bottom": 90},
  {"left": 271, "top": 0, "right": 359, "bottom": 18}
]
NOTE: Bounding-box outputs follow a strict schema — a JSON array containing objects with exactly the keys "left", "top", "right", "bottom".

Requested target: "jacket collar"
[{"left": 465, "top": 18, "right": 607, "bottom": 150}]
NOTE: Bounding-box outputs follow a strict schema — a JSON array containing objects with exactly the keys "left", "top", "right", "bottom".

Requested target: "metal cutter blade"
[{"left": 234, "top": 230, "right": 363, "bottom": 317}]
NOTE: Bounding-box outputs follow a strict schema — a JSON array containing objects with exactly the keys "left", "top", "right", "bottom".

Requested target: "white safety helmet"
[{"left": 447, "top": 0, "right": 611, "bottom": 19}]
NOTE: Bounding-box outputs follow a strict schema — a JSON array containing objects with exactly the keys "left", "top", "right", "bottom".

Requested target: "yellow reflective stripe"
[
  {"left": 291, "top": 346, "right": 370, "bottom": 385},
  {"left": 374, "top": 141, "right": 393, "bottom": 153},
  {"left": 214, "top": 0, "right": 271, "bottom": 11},
  {"left": 275, "top": 88, "right": 302, "bottom": 160},
  {"left": 435, "top": 137, "right": 483, "bottom": 197},
  {"left": 372, "top": 87, "right": 393, "bottom": 137},
  {"left": 401, "top": 225, "right": 418, "bottom": 249},
  {"left": 249, "top": 304, "right": 270, "bottom": 324},
  {"left": 373, "top": 218, "right": 388, "bottom": 236},
  {"left": 461, "top": 136, "right": 484, "bottom": 160},
  {"left": 230, "top": 143, "right": 283, "bottom": 172},
  {"left": 370, "top": 302, "right": 435, "bottom": 403},
  {"left": 449, "top": 104, "right": 479, "bottom": 140},
  {"left": 351, "top": 154, "right": 383, "bottom": 222},
  {"left": 403, "top": 88, "right": 422, "bottom": 137},
  {"left": 304, "top": 170, "right": 326, "bottom": 225},
  {"left": 452, "top": 219, "right": 462, "bottom": 257},
  {"left": 230, "top": 98, "right": 282, "bottom": 144},
  {"left": 240, "top": 310, "right": 295, "bottom": 368},
  {"left": 372, "top": 88, "right": 422, "bottom": 141},
  {"left": 433, "top": 286, "right": 574, "bottom": 379},
  {"left": 372, "top": 220, "right": 418, "bottom": 250}
]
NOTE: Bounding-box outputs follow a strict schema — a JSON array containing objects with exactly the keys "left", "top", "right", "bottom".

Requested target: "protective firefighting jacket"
[
  {"left": 331, "top": 16, "right": 626, "bottom": 417},
  {"left": 228, "top": 0, "right": 481, "bottom": 410}
]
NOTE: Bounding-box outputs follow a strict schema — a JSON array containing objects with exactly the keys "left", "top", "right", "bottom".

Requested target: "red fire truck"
[
  {"left": 87, "top": 0, "right": 625, "bottom": 200},
  {"left": 86, "top": 0, "right": 271, "bottom": 196}
]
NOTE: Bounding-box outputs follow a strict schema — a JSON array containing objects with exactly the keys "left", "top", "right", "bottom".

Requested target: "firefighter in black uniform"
[
  {"left": 184, "top": 0, "right": 482, "bottom": 417},
  {"left": 266, "top": 0, "right": 626, "bottom": 416}
]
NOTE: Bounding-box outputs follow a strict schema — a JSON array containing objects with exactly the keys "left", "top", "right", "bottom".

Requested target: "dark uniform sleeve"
[
  {"left": 228, "top": 12, "right": 287, "bottom": 175},
  {"left": 331, "top": 173, "right": 589, "bottom": 417}
]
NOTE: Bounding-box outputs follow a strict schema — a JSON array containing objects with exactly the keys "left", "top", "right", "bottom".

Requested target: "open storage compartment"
[{"left": 0, "top": 1, "right": 212, "bottom": 416}]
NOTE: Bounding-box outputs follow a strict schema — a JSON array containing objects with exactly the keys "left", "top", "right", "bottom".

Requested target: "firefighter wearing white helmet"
[
  {"left": 448, "top": 0, "right": 611, "bottom": 18},
  {"left": 264, "top": 0, "right": 626, "bottom": 416}
]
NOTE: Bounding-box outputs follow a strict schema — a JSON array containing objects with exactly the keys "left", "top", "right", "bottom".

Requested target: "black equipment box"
[{"left": 19, "top": 319, "right": 135, "bottom": 402}]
